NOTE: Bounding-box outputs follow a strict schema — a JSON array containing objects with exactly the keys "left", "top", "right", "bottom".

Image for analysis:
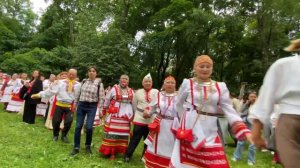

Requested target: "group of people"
[{"left": 1, "top": 39, "right": 300, "bottom": 168}]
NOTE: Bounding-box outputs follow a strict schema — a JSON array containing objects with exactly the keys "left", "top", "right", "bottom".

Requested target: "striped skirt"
[{"left": 99, "top": 116, "right": 130, "bottom": 156}]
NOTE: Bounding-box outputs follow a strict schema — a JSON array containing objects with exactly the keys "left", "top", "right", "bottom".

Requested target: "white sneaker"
[
  {"left": 231, "top": 158, "right": 238, "bottom": 162},
  {"left": 248, "top": 162, "right": 254, "bottom": 166},
  {"left": 261, "top": 149, "right": 269, "bottom": 152}
]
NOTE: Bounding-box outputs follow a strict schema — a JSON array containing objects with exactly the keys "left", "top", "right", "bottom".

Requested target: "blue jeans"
[
  {"left": 233, "top": 116, "right": 256, "bottom": 163},
  {"left": 233, "top": 141, "right": 256, "bottom": 163},
  {"left": 74, "top": 101, "right": 97, "bottom": 149}
]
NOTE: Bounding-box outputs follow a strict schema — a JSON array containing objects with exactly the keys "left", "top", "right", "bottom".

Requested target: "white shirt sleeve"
[
  {"left": 39, "top": 81, "right": 60, "bottom": 99},
  {"left": 148, "top": 92, "right": 159, "bottom": 116}
]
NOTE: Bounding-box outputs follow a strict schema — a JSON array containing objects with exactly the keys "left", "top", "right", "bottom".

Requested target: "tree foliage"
[{"left": 1, "top": 0, "right": 300, "bottom": 90}]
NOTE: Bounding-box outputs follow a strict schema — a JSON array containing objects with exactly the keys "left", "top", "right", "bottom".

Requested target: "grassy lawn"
[{"left": 0, "top": 104, "right": 282, "bottom": 168}]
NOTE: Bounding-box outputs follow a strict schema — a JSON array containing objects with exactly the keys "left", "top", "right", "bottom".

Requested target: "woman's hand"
[
  {"left": 251, "top": 132, "right": 267, "bottom": 149},
  {"left": 245, "top": 133, "right": 253, "bottom": 144},
  {"left": 143, "top": 110, "right": 151, "bottom": 119},
  {"left": 251, "top": 119, "right": 267, "bottom": 149},
  {"left": 24, "top": 82, "right": 30, "bottom": 88},
  {"left": 31, "top": 94, "right": 40, "bottom": 99}
]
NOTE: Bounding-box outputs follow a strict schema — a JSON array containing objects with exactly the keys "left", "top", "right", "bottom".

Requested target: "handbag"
[
  {"left": 176, "top": 128, "right": 193, "bottom": 142},
  {"left": 108, "top": 100, "right": 119, "bottom": 113},
  {"left": 148, "top": 116, "right": 161, "bottom": 133},
  {"left": 175, "top": 111, "right": 201, "bottom": 143}
]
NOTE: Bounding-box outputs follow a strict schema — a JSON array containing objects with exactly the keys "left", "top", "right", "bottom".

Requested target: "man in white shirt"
[
  {"left": 124, "top": 73, "right": 159, "bottom": 162},
  {"left": 32, "top": 69, "right": 81, "bottom": 143},
  {"left": 250, "top": 39, "right": 300, "bottom": 168}
]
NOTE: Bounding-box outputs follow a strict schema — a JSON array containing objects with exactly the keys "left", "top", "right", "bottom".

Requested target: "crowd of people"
[{"left": 1, "top": 39, "right": 300, "bottom": 168}]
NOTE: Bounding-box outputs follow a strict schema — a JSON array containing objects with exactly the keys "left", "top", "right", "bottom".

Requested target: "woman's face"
[
  {"left": 120, "top": 76, "right": 129, "bottom": 87},
  {"left": 248, "top": 93, "right": 257, "bottom": 104},
  {"left": 21, "top": 73, "right": 28, "bottom": 80},
  {"left": 163, "top": 80, "right": 176, "bottom": 93},
  {"left": 32, "top": 71, "right": 39, "bottom": 78},
  {"left": 194, "top": 63, "right": 213, "bottom": 81},
  {"left": 88, "top": 68, "right": 97, "bottom": 79},
  {"left": 60, "top": 74, "right": 68, "bottom": 80},
  {"left": 12, "top": 74, "right": 18, "bottom": 80}
]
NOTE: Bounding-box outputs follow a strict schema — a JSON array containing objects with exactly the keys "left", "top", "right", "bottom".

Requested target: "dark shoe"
[
  {"left": 124, "top": 156, "right": 130, "bottom": 162},
  {"left": 61, "top": 136, "right": 69, "bottom": 143},
  {"left": 86, "top": 146, "right": 92, "bottom": 155},
  {"left": 109, "top": 155, "right": 115, "bottom": 161},
  {"left": 53, "top": 136, "right": 59, "bottom": 141},
  {"left": 70, "top": 148, "right": 79, "bottom": 157}
]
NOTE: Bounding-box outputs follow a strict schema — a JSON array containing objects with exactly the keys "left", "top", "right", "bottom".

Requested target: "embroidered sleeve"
[
  {"left": 103, "top": 87, "right": 114, "bottom": 109},
  {"left": 231, "top": 121, "right": 251, "bottom": 140},
  {"left": 100, "top": 87, "right": 115, "bottom": 116},
  {"left": 219, "top": 82, "right": 250, "bottom": 140}
]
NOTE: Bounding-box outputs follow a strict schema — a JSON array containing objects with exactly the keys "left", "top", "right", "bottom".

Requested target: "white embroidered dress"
[
  {"left": 144, "top": 91, "right": 178, "bottom": 168},
  {"left": 170, "top": 78, "right": 250, "bottom": 168}
]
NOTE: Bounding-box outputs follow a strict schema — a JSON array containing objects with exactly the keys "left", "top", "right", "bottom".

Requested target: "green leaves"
[{"left": 1, "top": 0, "right": 300, "bottom": 90}]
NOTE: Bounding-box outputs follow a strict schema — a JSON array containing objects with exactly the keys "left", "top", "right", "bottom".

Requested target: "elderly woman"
[
  {"left": 98, "top": 75, "right": 134, "bottom": 160},
  {"left": 143, "top": 76, "right": 178, "bottom": 168},
  {"left": 1, "top": 73, "right": 21, "bottom": 111},
  {"left": 169, "top": 55, "right": 252, "bottom": 168},
  {"left": 6, "top": 73, "right": 27, "bottom": 112}
]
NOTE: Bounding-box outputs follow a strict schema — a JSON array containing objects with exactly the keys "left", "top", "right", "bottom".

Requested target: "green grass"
[{"left": 0, "top": 104, "right": 282, "bottom": 168}]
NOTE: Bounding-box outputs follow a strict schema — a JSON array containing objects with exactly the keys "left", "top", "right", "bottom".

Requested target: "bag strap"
[
  {"left": 215, "top": 82, "right": 221, "bottom": 105},
  {"left": 180, "top": 111, "right": 187, "bottom": 129},
  {"left": 78, "top": 79, "right": 87, "bottom": 100},
  {"left": 189, "top": 79, "right": 194, "bottom": 106},
  {"left": 157, "top": 92, "right": 160, "bottom": 109}
]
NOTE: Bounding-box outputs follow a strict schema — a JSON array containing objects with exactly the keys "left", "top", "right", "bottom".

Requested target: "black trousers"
[
  {"left": 52, "top": 105, "right": 73, "bottom": 137},
  {"left": 126, "top": 125, "right": 149, "bottom": 158},
  {"left": 23, "top": 101, "right": 37, "bottom": 124}
]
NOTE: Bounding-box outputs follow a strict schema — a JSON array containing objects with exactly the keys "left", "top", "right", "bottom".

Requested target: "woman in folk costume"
[
  {"left": 99, "top": 75, "right": 134, "bottom": 160},
  {"left": 36, "top": 76, "right": 52, "bottom": 116},
  {"left": 1, "top": 74, "right": 19, "bottom": 111},
  {"left": 169, "top": 55, "right": 252, "bottom": 168},
  {"left": 142, "top": 76, "right": 178, "bottom": 168},
  {"left": 45, "top": 73, "right": 66, "bottom": 129},
  {"left": 0, "top": 72, "right": 4, "bottom": 101},
  {"left": 6, "top": 73, "right": 28, "bottom": 112}
]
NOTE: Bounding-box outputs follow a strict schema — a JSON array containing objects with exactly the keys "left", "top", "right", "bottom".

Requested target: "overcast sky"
[{"left": 30, "top": 0, "right": 52, "bottom": 16}]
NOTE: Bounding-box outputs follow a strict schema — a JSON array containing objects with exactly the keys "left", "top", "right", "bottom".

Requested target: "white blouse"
[{"left": 175, "top": 78, "right": 242, "bottom": 125}]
